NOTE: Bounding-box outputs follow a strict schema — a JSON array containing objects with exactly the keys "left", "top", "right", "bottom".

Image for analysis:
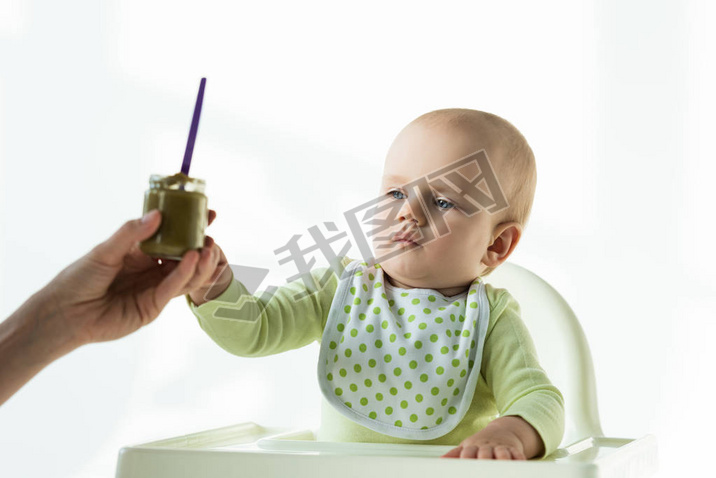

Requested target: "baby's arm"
[
  {"left": 443, "top": 287, "right": 564, "bottom": 460},
  {"left": 185, "top": 254, "right": 354, "bottom": 357}
]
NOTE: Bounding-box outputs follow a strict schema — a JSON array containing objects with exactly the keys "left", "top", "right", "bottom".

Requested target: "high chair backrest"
[{"left": 484, "top": 262, "right": 604, "bottom": 446}]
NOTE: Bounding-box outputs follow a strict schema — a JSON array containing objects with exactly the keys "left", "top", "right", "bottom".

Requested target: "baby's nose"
[{"left": 397, "top": 196, "right": 426, "bottom": 227}]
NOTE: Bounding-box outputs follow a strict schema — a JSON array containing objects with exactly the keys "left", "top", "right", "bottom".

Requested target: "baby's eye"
[
  {"left": 388, "top": 189, "right": 406, "bottom": 200},
  {"left": 435, "top": 197, "right": 455, "bottom": 211}
]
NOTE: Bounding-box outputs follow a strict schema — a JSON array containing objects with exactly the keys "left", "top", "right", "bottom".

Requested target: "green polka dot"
[
  {"left": 453, "top": 301, "right": 460, "bottom": 307},
  {"left": 337, "top": 323, "right": 345, "bottom": 332},
  {"left": 335, "top": 388, "right": 343, "bottom": 396},
  {"left": 350, "top": 287, "right": 356, "bottom": 295},
  {"left": 438, "top": 306, "right": 446, "bottom": 311},
  {"left": 394, "top": 367, "right": 402, "bottom": 376},
  {"left": 423, "top": 308, "right": 431, "bottom": 314},
  {"left": 366, "top": 324, "right": 374, "bottom": 333},
  {"left": 408, "top": 314, "right": 416, "bottom": 322},
  {"left": 399, "top": 347, "right": 407, "bottom": 356},
  {"left": 471, "top": 340, "right": 476, "bottom": 348},
  {"left": 469, "top": 359, "right": 475, "bottom": 368},
  {"left": 360, "top": 397, "right": 369, "bottom": 406},
  {"left": 367, "top": 298, "right": 374, "bottom": 305},
  {"left": 385, "top": 406, "right": 393, "bottom": 415},
  {"left": 415, "top": 393, "right": 423, "bottom": 403},
  {"left": 447, "top": 378, "right": 455, "bottom": 387},
  {"left": 469, "top": 289, "right": 477, "bottom": 295},
  {"left": 373, "top": 307, "right": 381, "bottom": 315},
  {"left": 389, "top": 333, "right": 397, "bottom": 342},
  {"left": 436, "top": 366, "right": 444, "bottom": 375},
  {"left": 426, "top": 407, "right": 434, "bottom": 415},
  {"left": 354, "top": 364, "right": 362, "bottom": 373},
  {"left": 374, "top": 282, "right": 382, "bottom": 289},
  {"left": 428, "top": 295, "right": 436, "bottom": 302},
  {"left": 381, "top": 320, "right": 389, "bottom": 329},
  {"left": 369, "top": 273, "right": 375, "bottom": 280},
  {"left": 431, "top": 387, "right": 440, "bottom": 396},
  {"left": 356, "top": 271, "right": 364, "bottom": 276},
  {"left": 350, "top": 329, "right": 358, "bottom": 337},
  {"left": 465, "top": 350, "right": 469, "bottom": 358},
  {"left": 363, "top": 284, "right": 368, "bottom": 292},
  {"left": 333, "top": 355, "right": 338, "bottom": 363},
  {"left": 369, "top": 359, "right": 377, "bottom": 367},
  {"left": 425, "top": 354, "right": 433, "bottom": 362},
  {"left": 409, "top": 360, "right": 418, "bottom": 369},
  {"left": 441, "top": 346, "right": 449, "bottom": 354},
  {"left": 404, "top": 333, "right": 412, "bottom": 339},
  {"left": 364, "top": 378, "right": 372, "bottom": 387},
  {"left": 460, "top": 369, "right": 467, "bottom": 377},
  {"left": 359, "top": 343, "right": 367, "bottom": 352},
  {"left": 462, "top": 330, "right": 470, "bottom": 337},
  {"left": 410, "top": 414, "right": 418, "bottom": 423},
  {"left": 329, "top": 341, "right": 337, "bottom": 349},
  {"left": 401, "top": 292, "right": 409, "bottom": 297},
  {"left": 450, "top": 314, "right": 456, "bottom": 322},
  {"left": 395, "top": 420, "right": 402, "bottom": 427},
  {"left": 415, "top": 340, "right": 423, "bottom": 349},
  {"left": 339, "top": 368, "right": 347, "bottom": 377},
  {"left": 452, "top": 344, "right": 459, "bottom": 351},
  {"left": 384, "top": 354, "right": 392, "bottom": 363},
  {"left": 344, "top": 349, "right": 352, "bottom": 357},
  {"left": 446, "top": 330, "right": 452, "bottom": 337},
  {"left": 353, "top": 297, "right": 361, "bottom": 305},
  {"left": 411, "top": 298, "right": 420, "bottom": 305},
  {"left": 452, "top": 359, "right": 460, "bottom": 367},
  {"left": 453, "top": 387, "right": 461, "bottom": 396},
  {"left": 418, "top": 323, "right": 427, "bottom": 330},
  {"left": 420, "top": 374, "right": 429, "bottom": 382},
  {"left": 430, "top": 334, "right": 438, "bottom": 343},
  {"left": 359, "top": 313, "right": 367, "bottom": 320},
  {"left": 459, "top": 315, "right": 465, "bottom": 322},
  {"left": 369, "top": 411, "right": 377, "bottom": 419},
  {"left": 390, "top": 387, "right": 398, "bottom": 395},
  {"left": 435, "top": 317, "right": 443, "bottom": 324},
  {"left": 436, "top": 417, "right": 443, "bottom": 425},
  {"left": 404, "top": 381, "right": 413, "bottom": 390},
  {"left": 350, "top": 383, "right": 358, "bottom": 392},
  {"left": 397, "top": 307, "right": 405, "bottom": 315},
  {"left": 441, "top": 398, "right": 448, "bottom": 406},
  {"left": 375, "top": 339, "right": 383, "bottom": 348},
  {"left": 327, "top": 373, "right": 333, "bottom": 381},
  {"left": 400, "top": 400, "right": 409, "bottom": 409},
  {"left": 376, "top": 392, "right": 384, "bottom": 401},
  {"left": 378, "top": 373, "right": 387, "bottom": 382},
  {"left": 340, "top": 336, "right": 345, "bottom": 343}
]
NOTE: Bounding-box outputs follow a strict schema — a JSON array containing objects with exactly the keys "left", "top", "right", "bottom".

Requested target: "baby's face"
[{"left": 371, "top": 121, "right": 509, "bottom": 296}]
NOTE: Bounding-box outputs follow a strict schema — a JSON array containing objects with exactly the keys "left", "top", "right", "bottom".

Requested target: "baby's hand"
[
  {"left": 184, "top": 211, "right": 233, "bottom": 306},
  {"left": 440, "top": 417, "right": 529, "bottom": 460}
]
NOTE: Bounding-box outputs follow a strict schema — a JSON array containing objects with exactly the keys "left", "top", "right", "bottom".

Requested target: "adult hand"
[
  {"left": 45, "top": 208, "right": 219, "bottom": 345},
  {"left": 0, "top": 209, "right": 219, "bottom": 406}
]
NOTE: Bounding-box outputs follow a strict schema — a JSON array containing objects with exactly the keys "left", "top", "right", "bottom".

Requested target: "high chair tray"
[{"left": 115, "top": 422, "right": 657, "bottom": 478}]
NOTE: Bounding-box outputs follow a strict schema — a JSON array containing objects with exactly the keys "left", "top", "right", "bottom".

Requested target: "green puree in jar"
[{"left": 140, "top": 172, "right": 208, "bottom": 260}]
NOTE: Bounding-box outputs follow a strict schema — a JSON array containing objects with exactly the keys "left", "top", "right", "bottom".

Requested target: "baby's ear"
[{"left": 483, "top": 222, "right": 522, "bottom": 268}]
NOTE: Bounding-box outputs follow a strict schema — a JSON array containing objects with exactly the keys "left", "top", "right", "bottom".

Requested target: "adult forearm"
[{"left": 0, "top": 290, "right": 81, "bottom": 406}]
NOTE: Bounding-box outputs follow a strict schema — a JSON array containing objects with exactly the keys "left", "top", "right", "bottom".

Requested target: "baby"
[{"left": 185, "top": 108, "right": 564, "bottom": 460}]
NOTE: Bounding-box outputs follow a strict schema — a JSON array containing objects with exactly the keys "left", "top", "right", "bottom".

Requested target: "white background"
[{"left": 1, "top": 0, "right": 714, "bottom": 476}]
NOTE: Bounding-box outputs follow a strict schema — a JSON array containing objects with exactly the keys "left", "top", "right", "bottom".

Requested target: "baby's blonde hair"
[{"left": 411, "top": 108, "right": 537, "bottom": 277}]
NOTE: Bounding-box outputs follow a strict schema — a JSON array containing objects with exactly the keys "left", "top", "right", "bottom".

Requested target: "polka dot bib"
[{"left": 317, "top": 259, "right": 489, "bottom": 440}]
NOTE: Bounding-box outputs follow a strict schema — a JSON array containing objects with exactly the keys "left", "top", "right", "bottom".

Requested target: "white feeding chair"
[{"left": 115, "top": 262, "right": 658, "bottom": 478}]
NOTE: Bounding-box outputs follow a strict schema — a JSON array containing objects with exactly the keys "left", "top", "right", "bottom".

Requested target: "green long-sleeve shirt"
[{"left": 186, "top": 256, "right": 564, "bottom": 457}]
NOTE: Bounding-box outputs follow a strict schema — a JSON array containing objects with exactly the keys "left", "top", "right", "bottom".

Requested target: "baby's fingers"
[
  {"left": 494, "top": 446, "right": 512, "bottom": 460},
  {"left": 182, "top": 241, "right": 219, "bottom": 294},
  {"left": 441, "top": 446, "right": 463, "bottom": 458}
]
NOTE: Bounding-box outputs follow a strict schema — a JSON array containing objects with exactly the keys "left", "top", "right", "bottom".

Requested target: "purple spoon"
[{"left": 181, "top": 77, "right": 206, "bottom": 177}]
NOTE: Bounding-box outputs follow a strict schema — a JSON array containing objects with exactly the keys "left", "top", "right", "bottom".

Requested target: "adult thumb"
[{"left": 89, "top": 210, "right": 162, "bottom": 266}]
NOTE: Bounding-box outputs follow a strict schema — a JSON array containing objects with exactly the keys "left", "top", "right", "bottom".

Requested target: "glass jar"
[{"left": 140, "top": 173, "right": 208, "bottom": 260}]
